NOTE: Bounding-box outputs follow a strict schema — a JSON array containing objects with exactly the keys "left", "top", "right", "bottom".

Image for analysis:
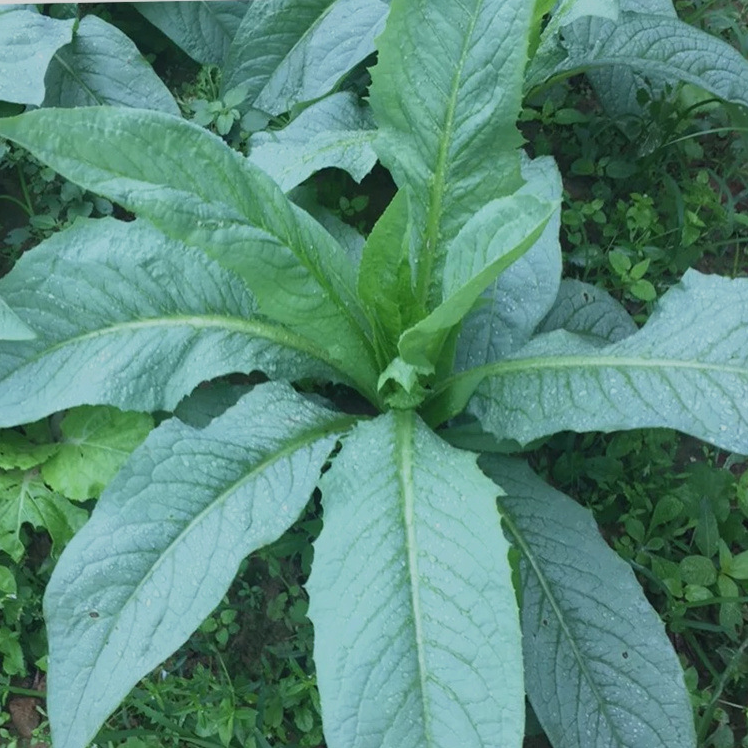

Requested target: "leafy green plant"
[
  {"left": 1, "top": 1, "right": 748, "bottom": 748},
  {"left": 0, "top": 404, "right": 153, "bottom": 744}
]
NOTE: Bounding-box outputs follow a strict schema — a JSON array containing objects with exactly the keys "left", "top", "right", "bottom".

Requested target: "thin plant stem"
[
  {"left": 0, "top": 193, "right": 32, "bottom": 215},
  {"left": 696, "top": 634, "right": 748, "bottom": 744},
  {"left": 15, "top": 161, "right": 34, "bottom": 216},
  {"left": 684, "top": 629, "right": 720, "bottom": 681}
]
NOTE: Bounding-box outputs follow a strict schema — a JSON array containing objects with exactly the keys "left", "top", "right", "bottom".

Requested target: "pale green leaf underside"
[
  {"left": 0, "top": 9, "right": 74, "bottom": 105},
  {"left": 427, "top": 270, "right": 748, "bottom": 454},
  {"left": 44, "top": 383, "right": 352, "bottom": 748},
  {"left": 531, "top": 0, "right": 619, "bottom": 73},
  {"left": 482, "top": 457, "right": 696, "bottom": 748},
  {"left": 308, "top": 411, "right": 523, "bottom": 748},
  {"left": 0, "top": 107, "right": 377, "bottom": 394},
  {"left": 252, "top": 0, "right": 388, "bottom": 116},
  {"left": 538, "top": 278, "right": 638, "bottom": 344},
  {"left": 527, "top": 13, "right": 748, "bottom": 109},
  {"left": 248, "top": 91, "right": 377, "bottom": 192},
  {"left": 0, "top": 219, "right": 339, "bottom": 427},
  {"left": 43, "top": 15, "right": 179, "bottom": 114},
  {"left": 41, "top": 406, "right": 154, "bottom": 501},
  {"left": 134, "top": 1, "right": 246, "bottom": 65},
  {"left": 454, "top": 154, "right": 563, "bottom": 371},
  {"left": 221, "top": 0, "right": 334, "bottom": 105},
  {"left": 539, "top": 2, "right": 677, "bottom": 127},
  {"left": 370, "top": 0, "right": 531, "bottom": 307},
  {"left": 0, "top": 294, "right": 35, "bottom": 341}
]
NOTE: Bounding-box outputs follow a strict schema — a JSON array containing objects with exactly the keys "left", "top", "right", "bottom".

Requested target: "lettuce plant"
[{"left": 0, "top": 1, "right": 747, "bottom": 747}]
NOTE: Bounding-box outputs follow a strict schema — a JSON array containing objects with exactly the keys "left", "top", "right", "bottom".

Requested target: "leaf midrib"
[
  {"left": 437, "top": 352, "right": 748, "bottom": 396},
  {"left": 2, "top": 314, "right": 344, "bottom": 385},
  {"left": 51, "top": 46, "right": 104, "bottom": 106},
  {"left": 426, "top": 351, "right": 748, "bottom": 424},
  {"left": 395, "top": 410, "right": 433, "bottom": 743},
  {"left": 416, "top": 0, "right": 484, "bottom": 310}
]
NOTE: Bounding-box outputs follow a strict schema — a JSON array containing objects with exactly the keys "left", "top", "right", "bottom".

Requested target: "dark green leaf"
[
  {"left": 357, "top": 189, "right": 416, "bottom": 360},
  {"left": 0, "top": 470, "right": 87, "bottom": 562}
]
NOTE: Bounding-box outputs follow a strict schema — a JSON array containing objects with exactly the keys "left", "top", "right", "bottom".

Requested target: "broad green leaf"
[
  {"left": 44, "top": 382, "right": 353, "bottom": 748},
  {"left": 533, "top": 0, "right": 619, "bottom": 63},
  {"left": 221, "top": 0, "right": 333, "bottom": 105},
  {"left": 43, "top": 15, "right": 180, "bottom": 114},
  {"left": 0, "top": 470, "right": 87, "bottom": 563},
  {"left": 370, "top": 0, "right": 531, "bottom": 308},
  {"left": 357, "top": 189, "right": 416, "bottom": 362},
  {"left": 398, "top": 192, "right": 555, "bottom": 370},
  {"left": 0, "top": 566, "right": 16, "bottom": 597},
  {"left": 426, "top": 270, "right": 748, "bottom": 454},
  {"left": 526, "top": 12, "right": 748, "bottom": 111},
  {"left": 0, "top": 9, "right": 74, "bottom": 105},
  {"left": 534, "top": 1, "right": 676, "bottom": 133},
  {"left": 134, "top": 1, "right": 247, "bottom": 65},
  {"left": 308, "top": 410, "right": 523, "bottom": 748},
  {"left": 248, "top": 92, "right": 377, "bottom": 192},
  {"left": 0, "top": 295, "right": 35, "bottom": 341},
  {"left": 223, "top": 0, "right": 387, "bottom": 115},
  {"left": 581, "top": 0, "right": 681, "bottom": 133},
  {"left": 41, "top": 406, "right": 154, "bottom": 500},
  {"left": 454, "top": 155, "right": 563, "bottom": 371},
  {"left": 538, "top": 279, "right": 637, "bottom": 344},
  {"left": 0, "top": 218, "right": 343, "bottom": 427},
  {"left": 0, "top": 108, "right": 378, "bottom": 395},
  {"left": 253, "top": 0, "right": 386, "bottom": 115},
  {"left": 0, "top": 430, "right": 58, "bottom": 470},
  {"left": 482, "top": 457, "right": 696, "bottom": 748}
]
